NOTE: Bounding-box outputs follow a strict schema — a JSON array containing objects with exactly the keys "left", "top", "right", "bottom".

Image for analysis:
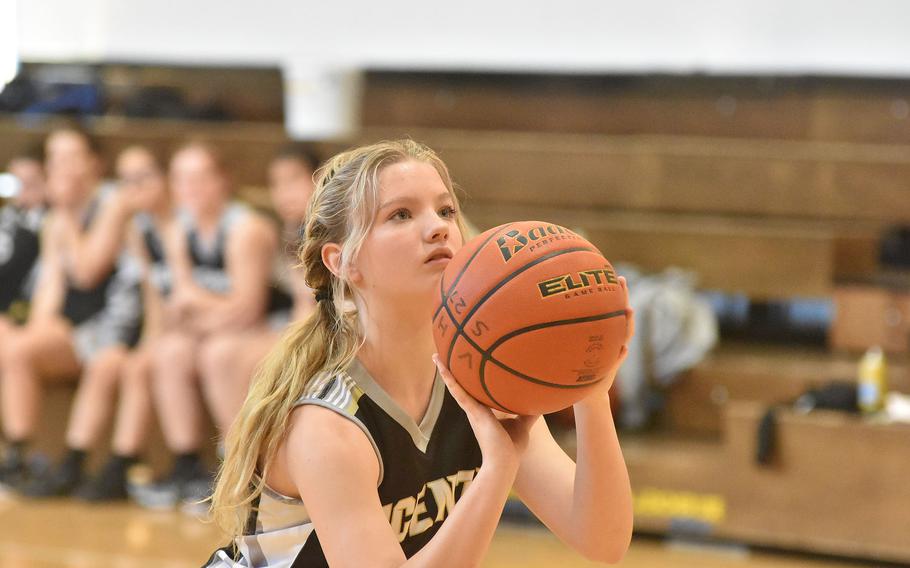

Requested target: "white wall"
[
  {"left": 1, "top": 0, "right": 18, "bottom": 84},
  {"left": 16, "top": 0, "right": 910, "bottom": 137}
]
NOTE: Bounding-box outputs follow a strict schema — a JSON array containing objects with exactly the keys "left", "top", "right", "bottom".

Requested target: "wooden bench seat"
[
  {"left": 662, "top": 343, "right": 910, "bottom": 436},
  {"left": 611, "top": 402, "right": 910, "bottom": 564},
  {"left": 723, "top": 401, "right": 910, "bottom": 563}
]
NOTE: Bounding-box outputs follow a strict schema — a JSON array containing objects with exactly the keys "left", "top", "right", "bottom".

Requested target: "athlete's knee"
[
  {"left": 0, "top": 328, "right": 36, "bottom": 370},
  {"left": 0, "top": 316, "right": 12, "bottom": 339},
  {"left": 90, "top": 345, "right": 127, "bottom": 372},
  {"left": 154, "top": 333, "right": 195, "bottom": 373},
  {"left": 82, "top": 347, "right": 128, "bottom": 391},
  {"left": 199, "top": 334, "right": 242, "bottom": 382},
  {"left": 122, "top": 351, "right": 153, "bottom": 390}
]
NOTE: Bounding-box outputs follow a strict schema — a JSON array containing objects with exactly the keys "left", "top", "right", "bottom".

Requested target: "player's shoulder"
[
  {"left": 272, "top": 402, "right": 378, "bottom": 504},
  {"left": 230, "top": 208, "right": 277, "bottom": 248},
  {"left": 286, "top": 398, "right": 379, "bottom": 476},
  {"left": 288, "top": 401, "right": 362, "bottom": 445},
  {"left": 285, "top": 366, "right": 384, "bottom": 483}
]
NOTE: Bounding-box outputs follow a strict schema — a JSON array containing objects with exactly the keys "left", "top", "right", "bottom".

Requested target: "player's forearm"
[
  {"left": 29, "top": 289, "right": 61, "bottom": 322},
  {"left": 61, "top": 205, "right": 131, "bottom": 287},
  {"left": 65, "top": 253, "right": 117, "bottom": 289},
  {"left": 404, "top": 463, "right": 515, "bottom": 568},
  {"left": 194, "top": 292, "right": 268, "bottom": 332},
  {"left": 570, "top": 390, "right": 633, "bottom": 563},
  {"left": 64, "top": 220, "right": 124, "bottom": 287},
  {"left": 140, "top": 285, "right": 165, "bottom": 338},
  {"left": 29, "top": 261, "right": 65, "bottom": 321}
]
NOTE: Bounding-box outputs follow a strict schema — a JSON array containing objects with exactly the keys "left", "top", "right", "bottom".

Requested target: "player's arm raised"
[
  {"left": 286, "top": 373, "right": 534, "bottom": 568},
  {"left": 28, "top": 214, "right": 68, "bottom": 322},
  {"left": 510, "top": 276, "right": 635, "bottom": 564},
  {"left": 56, "top": 192, "right": 133, "bottom": 288}
]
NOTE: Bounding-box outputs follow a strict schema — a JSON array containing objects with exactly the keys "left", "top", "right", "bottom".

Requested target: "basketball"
[{"left": 432, "top": 220, "right": 627, "bottom": 415}]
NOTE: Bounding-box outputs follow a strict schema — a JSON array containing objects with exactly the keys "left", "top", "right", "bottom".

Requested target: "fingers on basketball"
[{"left": 434, "top": 354, "right": 486, "bottom": 416}]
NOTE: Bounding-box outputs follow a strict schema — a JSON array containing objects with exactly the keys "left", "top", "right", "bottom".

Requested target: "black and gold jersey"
[
  {"left": 179, "top": 202, "right": 249, "bottom": 294},
  {"left": 134, "top": 212, "right": 171, "bottom": 296},
  {"left": 205, "top": 357, "right": 483, "bottom": 567},
  {"left": 61, "top": 189, "right": 116, "bottom": 325},
  {"left": 0, "top": 205, "right": 43, "bottom": 319}
]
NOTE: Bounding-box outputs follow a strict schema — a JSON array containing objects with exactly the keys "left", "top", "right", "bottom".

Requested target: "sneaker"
[
  {"left": 129, "top": 472, "right": 181, "bottom": 510},
  {"left": 0, "top": 455, "right": 29, "bottom": 494},
  {"left": 75, "top": 457, "right": 134, "bottom": 502},
  {"left": 179, "top": 474, "right": 214, "bottom": 516},
  {"left": 129, "top": 462, "right": 212, "bottom": 511},
  {"left": 22, "top": 459, "right": 83, "bottom": 498}
]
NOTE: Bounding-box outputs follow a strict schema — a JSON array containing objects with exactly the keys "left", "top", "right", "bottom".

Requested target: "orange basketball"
[{"left": 432, "top": 220, "right": 627, "bottom": 415}]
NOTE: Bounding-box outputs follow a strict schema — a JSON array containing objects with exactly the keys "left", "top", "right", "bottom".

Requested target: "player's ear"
[
  {"left": 321, "top": 242, "right": 342, "bottom": 278},
  {"left": 321, "top": 242, "right": 362, "bottom": 283}
]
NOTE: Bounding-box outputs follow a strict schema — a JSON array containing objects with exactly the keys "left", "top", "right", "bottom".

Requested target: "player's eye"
[
  {"left": 439, "top": 206, "right": 457, "bottom": 218},
  {"left": 389, "top": 208, "right": 411, "bottom": 221}
]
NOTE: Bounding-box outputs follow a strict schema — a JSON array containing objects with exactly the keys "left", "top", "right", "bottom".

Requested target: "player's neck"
[
  {"left": 358, "top": 302, "right": 438, "bottom": 423},
  {"left": 151, "top": 196, "right": 172, "bottom": 222}
]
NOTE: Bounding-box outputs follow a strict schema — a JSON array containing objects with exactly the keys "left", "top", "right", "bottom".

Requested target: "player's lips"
[{"left": 424, "top": 247, "right": 453, "bottom": 264}]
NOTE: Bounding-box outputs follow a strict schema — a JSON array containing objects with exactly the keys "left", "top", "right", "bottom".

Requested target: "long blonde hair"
[{"left": 210, "top": 139, "right": 468, "bottom": 539}]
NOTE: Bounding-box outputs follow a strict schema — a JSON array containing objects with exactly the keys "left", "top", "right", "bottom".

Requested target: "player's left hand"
[{"left": 586, "top": 275, "right": 635, "bottom": 398}]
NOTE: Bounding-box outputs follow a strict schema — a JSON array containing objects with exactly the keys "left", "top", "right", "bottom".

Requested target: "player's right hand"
[{"left": 433, "top": 354, "right": 539, "bottom": 474}]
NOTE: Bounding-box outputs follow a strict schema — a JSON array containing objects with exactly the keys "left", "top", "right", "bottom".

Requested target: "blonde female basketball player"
[{"left": 207, "top": 140, "right": 634, "bottom": 567}]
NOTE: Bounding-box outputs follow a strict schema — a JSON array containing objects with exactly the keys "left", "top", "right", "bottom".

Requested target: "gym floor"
[{"left": 0, "top": 496, "right": 878, "bottom": 568}]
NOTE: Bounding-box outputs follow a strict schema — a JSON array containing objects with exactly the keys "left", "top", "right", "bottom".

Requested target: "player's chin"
[
  {"left": 416, "top": 273, "right": 445, "bottom": 297},
  {"left": 423, "top": 266, "right": 448, "bottom": 290}
]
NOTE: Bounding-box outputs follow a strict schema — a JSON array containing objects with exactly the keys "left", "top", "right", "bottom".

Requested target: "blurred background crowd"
[{"left": 1, "top": 125, "right": 319, "bottom": 510}]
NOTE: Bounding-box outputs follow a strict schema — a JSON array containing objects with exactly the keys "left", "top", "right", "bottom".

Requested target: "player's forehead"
[
  {"left": 377, "top": 160, "right": 450, "bottom": 206},
  {"left": 9, "top": 157, "right": 41, "bottom": 173},
  {"left": 117, "top": 148, "right": 155, "bottom": 170},
  {"left": 271, "top": 156, "right": 309, "bottom": 175},
  {"left": 47, "top": 132, "right": 91, "bottom": 155}
]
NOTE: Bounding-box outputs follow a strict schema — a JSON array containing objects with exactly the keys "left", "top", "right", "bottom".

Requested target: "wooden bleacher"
[
  {"left": 361, "top": 72, "right": 910, "bottom": 144},
  {"left": 613, "top": 399, "right": 910, "bottom": 564},
  {"left": 662, "top": 343, "right": 910, "bottom": 436},
  {"left": 3, "top": 70, "right": 910, "bottom": 561}
]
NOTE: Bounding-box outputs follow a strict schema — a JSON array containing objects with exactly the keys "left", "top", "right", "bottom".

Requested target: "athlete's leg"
[
  {"left": 198, "top": 328, "right": 280, "bottom": 436},
  {"left": 77, "top": 346, "right": 156, "bottom": 502},
  {"left": 0, "top": 315, "right": 13, "bottom": 347},
  {"left": 25, "top": 345, "right": 131, "bottom": 497},
  {"left": 152, "top": 330, "right": 204, "bottom": 453},
  {"left": 64, "top": 345, "right": 129, "bottom": 449},
  {"left": 0, "top": 317, "right": 81, "bottom": 490},
  {"left": 111, "top": 346, "right": 154, "bottom": 457},
  {"left": 130, "top": 332, "right": 210, "bottom": 509},
  {"left": 0, "top": 317, "right": 81, "bottom": 442}
]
